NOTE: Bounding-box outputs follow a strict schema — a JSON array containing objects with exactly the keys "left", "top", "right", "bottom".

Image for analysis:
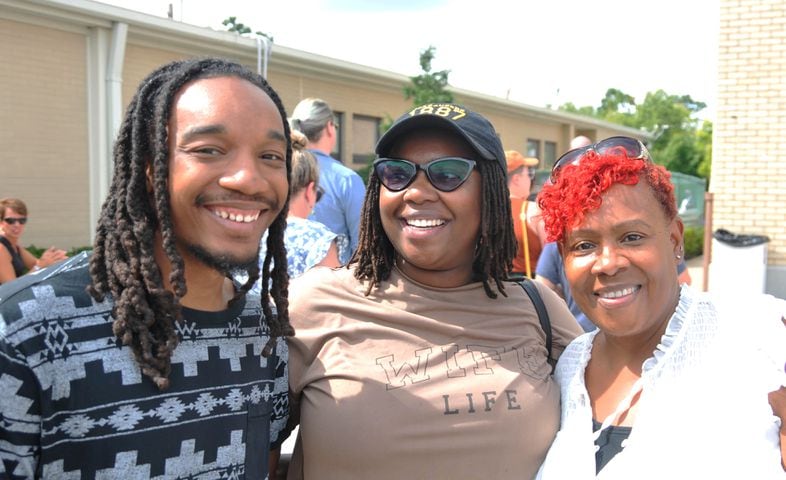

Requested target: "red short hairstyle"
[{"left": 537, "top": 149, "right": 676, "bottom": 244}]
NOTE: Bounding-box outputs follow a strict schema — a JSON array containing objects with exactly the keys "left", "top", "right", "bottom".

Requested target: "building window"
[
  {"left": 543, "top": 141, "right": 557, "bottom": 169},
  {"left": 527, "top": 139, "right": 540, "bottom": 160},
  {"left": 331, "top": 111, "right": 344, "bottom": 162},
  {"left": 352, "top": 114, "right": 380, "bottom": 165}
]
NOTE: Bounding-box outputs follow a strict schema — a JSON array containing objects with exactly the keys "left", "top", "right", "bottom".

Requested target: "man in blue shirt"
[{"left": 290, "top": 98, "right": 365, "bottom": 261}]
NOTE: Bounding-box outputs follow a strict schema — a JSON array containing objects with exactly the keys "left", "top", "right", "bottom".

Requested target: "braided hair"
[
  {"left": 352, "top": 133, "right": 516, "bottom": 299},
  {"left": 87, "top": 58, "right": 294, "bottom": 390}
]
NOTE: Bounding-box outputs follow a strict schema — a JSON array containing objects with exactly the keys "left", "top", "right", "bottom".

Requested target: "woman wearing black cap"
[{"left": 281, "top": 103, "right": 583, "bottom": 479}]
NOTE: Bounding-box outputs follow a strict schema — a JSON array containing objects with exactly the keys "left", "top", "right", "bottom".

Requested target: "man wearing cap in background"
[{"left": 506, "top": 150, "right": 546, "bottom": 278}]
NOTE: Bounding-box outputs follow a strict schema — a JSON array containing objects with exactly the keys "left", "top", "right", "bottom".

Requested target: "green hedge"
[{"left": 683, "top": 226, "right": 704, "bottom": 259}]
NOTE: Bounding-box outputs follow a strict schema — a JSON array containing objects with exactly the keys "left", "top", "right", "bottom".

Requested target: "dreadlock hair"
[
  {"left": 87, "top": 57, "right": 294, "bottom": 390},
  {"left": 352, "top": 137, "right": 516, "bottom": 299}
]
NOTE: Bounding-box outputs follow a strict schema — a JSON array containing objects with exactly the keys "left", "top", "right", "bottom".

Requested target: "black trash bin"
[
  {"left": 710, "top": 228, "right": 769, "bottom": 294},
  {"left": 712, "top": 228, "right": 770, "bottom": 247}
]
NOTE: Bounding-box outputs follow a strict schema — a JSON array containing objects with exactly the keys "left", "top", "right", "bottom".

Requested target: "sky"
[{"left": 98, "top": 0, "right": 720, "bottom": 121}]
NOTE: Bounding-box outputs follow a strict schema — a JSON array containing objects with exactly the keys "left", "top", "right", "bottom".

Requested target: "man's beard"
[{"left": 186, "top": 243, "right": 258, "bottom": 274}]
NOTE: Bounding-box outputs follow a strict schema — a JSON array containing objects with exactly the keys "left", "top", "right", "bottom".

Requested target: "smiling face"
[
  {"left": 166, "top": 75, "right": 289, "bottom": 273},
  {"left": 380, "top": 128, "right": 482, "bottom": 287},
  {"left": 562, "top": 181, "right": 683, "bottom": 339}
]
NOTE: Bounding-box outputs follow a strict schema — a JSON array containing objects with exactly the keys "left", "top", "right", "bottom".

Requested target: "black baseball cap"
[{"left": 375, "top": 103, "right": 506, "bottom": 172}]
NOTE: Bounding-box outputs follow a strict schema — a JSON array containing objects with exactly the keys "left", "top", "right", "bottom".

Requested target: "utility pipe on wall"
[
  {"left": 257, "top": 36, "right": 272, "bottom": 78},
  {"left": 107, "top": 22, "right": 128, "bottom": 152}
]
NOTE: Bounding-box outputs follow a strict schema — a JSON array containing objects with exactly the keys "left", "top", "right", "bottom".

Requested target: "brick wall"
[{"left": 713, "top": 0, "right": 786, "bottom": 295}]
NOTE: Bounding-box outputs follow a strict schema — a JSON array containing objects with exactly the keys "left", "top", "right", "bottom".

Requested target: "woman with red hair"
[{"left": 535, "top": 137, "right": 786, "bottom": 478}]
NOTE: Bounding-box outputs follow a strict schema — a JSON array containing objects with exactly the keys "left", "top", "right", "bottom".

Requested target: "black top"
[
  {"left": 0, "top": 235, "right": 25, "bottom": 281},
  {"left": 0, "top": 253, "right": 289, "bottom": 478},
  {"left": 593, "top": 418, "right": 633, "bottom": 473}
]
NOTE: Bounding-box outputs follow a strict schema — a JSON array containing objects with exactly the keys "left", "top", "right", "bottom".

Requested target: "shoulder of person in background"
[
  {"left": 677, "top": 258, "right": 692, "bottom": 285},
  {"left": 535, "top": 243, "right": 562, "bottom": 284}
]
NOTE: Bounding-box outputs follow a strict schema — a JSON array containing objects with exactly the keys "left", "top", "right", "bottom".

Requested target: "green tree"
[
  {"left": 695, "top": 120, "right": 713, "bottom": 178},
  {"left": 634, "top": 90, "right": 707, "bottom": 178},
  {"left": 403, "top": 46, "right": 453, "bottom": 106},
  {"left": 559, "top": 102, "right": 596, "bottom": 117},
  {"left": 635, "top": 90, "right": 705, "bottom": 149},
  {"left": 222, "top": 16, "right": 273, "bottom": 42},
  {"left": 360, "top": 47, "right": 455, "bottom": 185},
  {"left": 558, "top": 88, "right": 711, "bottom": 180},
  {"left": 660, "top": 131, "right": 702, "bottom": 175},
  {"left": 597, "top": 88, "right": 637, "bottom": 126}
]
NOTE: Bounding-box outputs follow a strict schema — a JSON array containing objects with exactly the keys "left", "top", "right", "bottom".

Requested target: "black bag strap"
[{"left": 516, "top": 279, "right": 553, "bottom": 368}]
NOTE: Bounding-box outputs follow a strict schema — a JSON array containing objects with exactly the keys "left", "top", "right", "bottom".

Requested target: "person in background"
[
  {"left": 283, "top": 103, "right": 582, "bottom": 479},
  {"left": 535, "top": 136, "right": 786, "bottom": 478},
  {"left": 0, "top": 197, "right": 67, "bottom": 284},
  {"left": 247, "top": 130, "right": 346, "bottom": 291},
  {"left": 570, "top": 135, "right": 592, "bottom": 150},
  {"left": 0, "top": 58, "right": 292, "bottom": 479},
  {"left": 290, "top": 98, "right": 365, "bottom": 262},
  {"left": 536, "top": 241, "right": 594, "bottom": 332},
  {"left": 506, "top": 151, "right": 545, "bottom": 278}
]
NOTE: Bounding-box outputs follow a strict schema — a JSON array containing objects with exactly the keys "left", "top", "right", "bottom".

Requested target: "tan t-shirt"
[{"left": 285, "top": 265, "right": 582, "bottom": 480}]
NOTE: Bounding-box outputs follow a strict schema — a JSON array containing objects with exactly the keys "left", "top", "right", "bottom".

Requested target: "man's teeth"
[
  {"left": 599, "top": 286, "right": 637, "bottom": 299},
  {"left": 213, "top": 210, "right": 260, "bottom": 223},
  {"left": 406, "top": 218, "right": 445, "bottom": 228}
]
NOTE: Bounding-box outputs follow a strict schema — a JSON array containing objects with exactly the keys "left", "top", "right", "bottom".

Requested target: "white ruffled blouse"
[{"left": 536, "top": 285, "right": 786, "bottom": 479}]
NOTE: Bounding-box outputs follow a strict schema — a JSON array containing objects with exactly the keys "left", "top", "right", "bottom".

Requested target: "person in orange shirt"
[{"left": 506, "top": 150, "right": 546, "bottom": 278}]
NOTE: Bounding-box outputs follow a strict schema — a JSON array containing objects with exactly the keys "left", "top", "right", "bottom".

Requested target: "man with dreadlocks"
[
  {"left": 0, "top": 58, "right": 293, "bottom": 479},
  {"left": 281, "top": 103, "right": 583, "bottom": 479}
]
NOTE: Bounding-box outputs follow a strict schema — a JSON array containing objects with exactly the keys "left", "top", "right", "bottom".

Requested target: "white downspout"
[
  {"left": 87, "top": 22, "right": 125, "bottom": 243},
  {"left": 107, "top": 22, "right": 128, "bottom": 157},
  {"left": 87, "top": 27, "right": 107, "bottom": 242},
  {"left": 257, "top": 36, "right": 272, "bottom": 78}
]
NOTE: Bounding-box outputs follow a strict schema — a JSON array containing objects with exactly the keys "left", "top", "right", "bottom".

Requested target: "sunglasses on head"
[
  {"left": 373, "top": 157, "right": 477, "bottom": 192},
  {"left": 3, "top": 217, "right": 27, "bottom": 225},
  {"left": 316, "top": 186, "right": 324, "bottom": 203},
  {"left": 551, "top": 136, "right": 650, "bottom": 182}
]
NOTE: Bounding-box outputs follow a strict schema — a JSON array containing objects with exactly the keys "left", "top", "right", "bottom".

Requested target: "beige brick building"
[
  {"left": 712, "top": 0, "right": 786, "bottom": 297},
  {"left": 0, "top": 0, "right": 645, "bottom": 253}
]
